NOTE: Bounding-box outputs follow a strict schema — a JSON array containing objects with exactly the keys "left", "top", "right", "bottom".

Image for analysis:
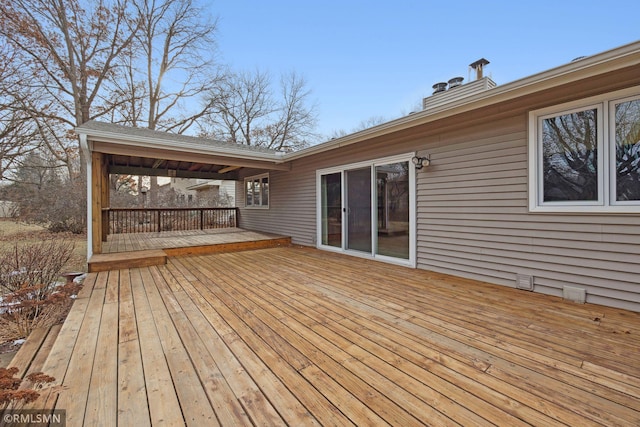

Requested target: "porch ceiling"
[
  {"left": 106, "top": 152, "right": 242, "bottom": 180},
  {"left": 76, "top": 121, "right": 291, "bottom": 180}
]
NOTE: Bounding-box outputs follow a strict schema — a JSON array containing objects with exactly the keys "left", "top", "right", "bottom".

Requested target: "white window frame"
[
  {"left": 528, "top": 86, "right": 640, "bottom": 213},
  {"left": 244, "top": 173, "right": 269, "bottom": 209}
]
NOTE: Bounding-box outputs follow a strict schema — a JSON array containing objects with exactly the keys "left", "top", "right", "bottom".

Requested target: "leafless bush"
[
  {"left": 0, "top": 239, "right": 79, "bottom": 340},
  {"left": 0, "top": 367, "right": 55, "bottom": 410},
  {"left": 5, "top": 174, "right": 86, "bottom": 234}
]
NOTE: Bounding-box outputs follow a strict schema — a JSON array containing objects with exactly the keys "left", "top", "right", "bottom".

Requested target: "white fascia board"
[
  {"left": 77, "top": 128, "right": 285, "bottom": 163},
  {"left": 284, "top": 40, "right": 640, "bottom": 162}
]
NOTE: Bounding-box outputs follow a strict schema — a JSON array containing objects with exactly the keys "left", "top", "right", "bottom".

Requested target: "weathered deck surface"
[{"left": 28, "top": 247, "right": 640, "bottom": 426}]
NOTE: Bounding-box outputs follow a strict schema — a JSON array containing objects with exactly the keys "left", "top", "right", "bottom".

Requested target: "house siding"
[
  {"left": 238, "top": 165, "right": 317, "bottom": 245},
  {"left": 238, "top": 74, "right": 640, "bottom": 313},
  {"left": 415, "top": 114, "right": 640, "bottom": 312}
]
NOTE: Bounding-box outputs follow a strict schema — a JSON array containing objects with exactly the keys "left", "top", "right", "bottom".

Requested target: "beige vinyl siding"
[
  {"left": 416, "top": 115, "right": 640, "bottom": 312},
  {"left": 239, "top": 165, "right": 317, "bottom": 246},
  {"left": 239, "top": 112, "right": 640, "bottom": 311},
  {"left": 238, "top": 139, "right": 421, "bottom": 246},
  {"left": 238, "top": 74, "right": 640, "bottom": 312}
]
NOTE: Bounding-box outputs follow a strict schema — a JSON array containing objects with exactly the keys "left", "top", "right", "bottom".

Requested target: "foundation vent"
[
  {"left": 515, "top": 274, "right": 534, "bottom": 291},
  {"left": 563, "top": 286, "right": 586, "bottom": 304}
]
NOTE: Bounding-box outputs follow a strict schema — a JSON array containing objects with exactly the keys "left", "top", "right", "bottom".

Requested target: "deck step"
[
  {"left": 8, "top": 325, "right": 62, "bottom": 378},
  {"left": 88, "top": 249, "right": 168, "bottom": 272},
  {"left": 89, "top": 238, "right": 292, "bottom": 272},
  {"left": 162, "top": 237, "right": 292, "bottom": 257}
]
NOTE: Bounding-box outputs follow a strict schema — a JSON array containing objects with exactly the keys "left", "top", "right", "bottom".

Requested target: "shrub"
[
  {"left": 0, "top": 367, "right": 55, "bottom": 410},
  {"left": 0, "top": 239, "right": 79, "bottom": 340},
  {"left": 5, "top": 176, "right": 86, "bottom": 234}
]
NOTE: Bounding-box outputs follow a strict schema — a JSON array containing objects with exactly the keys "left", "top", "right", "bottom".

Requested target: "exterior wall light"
[{"left": 412, "top": 155, "right": 430, "bottom": 169}]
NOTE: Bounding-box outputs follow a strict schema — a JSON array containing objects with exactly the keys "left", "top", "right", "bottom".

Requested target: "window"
[
  {"left": 245, "top": 173, "right": 269, "bottom": 208},
  {"left": 529, "top": 87, "right": 640, "bottom": 212}
]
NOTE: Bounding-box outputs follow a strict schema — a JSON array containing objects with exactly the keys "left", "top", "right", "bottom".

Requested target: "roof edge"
[
  {"left": 284, "top": 40, "right": 640, "bottom": 161},
  {"left": 75, "top": 122, "right": 285, "bottom": 163}
]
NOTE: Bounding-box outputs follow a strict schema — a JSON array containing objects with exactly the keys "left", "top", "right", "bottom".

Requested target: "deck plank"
[
  {"left": 182, "top": 256, "right": 451, "bottom": 425},
  {"left": 170, "top": 258, "right": 323, "bottom": 426},
  {"left": 185, "top": 253, "right": 484, "bottom": 426},
  {"left": 17, "top": 246, "right": 640, "bottom": 426},
  {"left": 83, "top": 301, "right": 118, "bottom": 426},
  {"left": 22, "top": 325, "right": 62, "bottom": 377},
  {"left": 25, "top": 273, "right": 97, "bottom": 411},
  {"left": 166, "top": 258, "right": 351, "bottom": 426},
  {"left": 161, "top": 260, "right": 287, "bottom": 426},
  {"left": 138, "top": 266, "right": 219, "bottom": 426},
  {"left": 117, "top": 339, "right": 150, "bottom": 427},
  {"left": 54, "top": 285, "right": 106, "bottom": 425},
  {"left": 7, "top": 327, "right": 51, "bottom": 378},
  {"left": 129, "top": 268, "right": 185, "bottom": 426},
  {"left": 260, "top": 247, "right": 640, "bottom": 423}
]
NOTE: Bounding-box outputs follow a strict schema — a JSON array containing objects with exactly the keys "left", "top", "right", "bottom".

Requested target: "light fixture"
[{"left": 412, "top": 155, "right": 430, "bottom": 169}]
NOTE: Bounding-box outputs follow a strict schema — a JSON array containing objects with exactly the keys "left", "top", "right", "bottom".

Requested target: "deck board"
[
  {"left": 27, "top": 246, "right": 640, "bottom": 426},
  {"left": 102, "top": 228, "right": 289, "bottom": 254}
]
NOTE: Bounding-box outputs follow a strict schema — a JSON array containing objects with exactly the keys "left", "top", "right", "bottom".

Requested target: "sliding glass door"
[
  {"left": 346, "top": 167, "right": 372, "bottom": 253},
  {"left": 317, "top": 154, "right": 415, "bottom": 266},
  {"left": 375, "top": 162, "right": 410, "bottom": 260},
  {"left": 320, "top": 172, "right": 342, "bottom": 247}
]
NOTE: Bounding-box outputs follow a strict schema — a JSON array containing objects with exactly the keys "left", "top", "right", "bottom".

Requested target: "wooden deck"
[
  {"left": 102, "top": 228, "right": 290, "bottom": 253},
  {"left": 22, "top": 247, "right": 640, "bottom": 426},
  {"left": 89, "top": 228, "right": 291, "bottom": 272}
]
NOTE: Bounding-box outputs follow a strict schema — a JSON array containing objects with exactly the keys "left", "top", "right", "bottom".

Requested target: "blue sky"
[{"left": 212, "top": 1, "right": 640, "bottom": 138}]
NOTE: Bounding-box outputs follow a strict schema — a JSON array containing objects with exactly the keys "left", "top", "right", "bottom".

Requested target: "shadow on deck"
[{"left": 88, "top": 228, "right": 291, "bottom": 272}]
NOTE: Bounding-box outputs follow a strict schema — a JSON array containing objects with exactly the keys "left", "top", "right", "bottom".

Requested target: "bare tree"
[
  {"left": 0, "top": 42, "right": 42, "bottom": 180},
  {"left": 0, "top": 0, "right": 139, "bottom": 177},
  {"left": 328, "top": 115, "right": 388, "bottom": 140},
  {"left": 106, "top": 0, "right": 220, "bottom": 206},
  {"left": 109, "top": 0, "right": 220, "bottom": 133},
  {"left": 202, "top": 69, "right": 319, "bottom": 151},
  {"left": 263, "top": 71, "right": 319, "bottom": 151}
]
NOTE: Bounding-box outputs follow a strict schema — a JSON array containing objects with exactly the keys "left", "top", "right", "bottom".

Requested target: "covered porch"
[
  {"left": 14, "top": 246, "right": 640, "bottom": 426},
  {"left": 76, "top": 120, "right": 289, "bottom": 259}
]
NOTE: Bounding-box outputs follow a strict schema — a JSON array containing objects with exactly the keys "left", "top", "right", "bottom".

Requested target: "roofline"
[
  {"left": 75, "top": 125, "right": 286, "bottom": 163},
  {"left": 283, "top": 39, "right": 640, "bottom": 161},
  {"left": 75, "top": 41, "right": 640, "bottom": 166}
]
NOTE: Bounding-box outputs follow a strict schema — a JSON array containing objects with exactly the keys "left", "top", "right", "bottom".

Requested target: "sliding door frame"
[{"left": 316, "top": 152, "right": 417, "bottom": 268}]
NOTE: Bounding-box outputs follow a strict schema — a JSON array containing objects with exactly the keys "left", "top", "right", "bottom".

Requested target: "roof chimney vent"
[
  {"left": 432, "top": 82, "right": 447, "bottom": 94},
  {"left": 469, "top": 58, "right": 490, "bottom": 80},
  {"left": 447, "top": 76, "right": 464, "bottom": 89}
]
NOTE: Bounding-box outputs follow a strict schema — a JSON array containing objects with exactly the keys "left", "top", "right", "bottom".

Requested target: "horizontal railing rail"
[{"left": 104, "top": 207, "right": 238, "bottom": 234}]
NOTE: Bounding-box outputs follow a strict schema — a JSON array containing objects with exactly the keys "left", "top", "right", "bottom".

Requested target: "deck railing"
[{"left": 104, "top": 207, "right": 238, "bottom": 234}]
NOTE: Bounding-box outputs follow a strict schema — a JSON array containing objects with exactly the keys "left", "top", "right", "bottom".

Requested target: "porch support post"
[
  {"left": 91, "top": 151, "right": 104, "bottom": 255},
  {"left": 101, "top": 155, "right": 109, "bottom": 241}
]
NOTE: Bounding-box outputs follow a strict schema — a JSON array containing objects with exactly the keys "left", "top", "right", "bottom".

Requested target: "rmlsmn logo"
[{"left": 1, "top": 409, "right": 66, "bottom": 426}]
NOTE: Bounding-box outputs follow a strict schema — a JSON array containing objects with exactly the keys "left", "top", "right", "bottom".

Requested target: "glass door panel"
[
  {"left": 346, "top": 167, "right": 372, "bottom": 253},
  {"left": 375, "top": 162, "right": 410, "bottom": 259},
  {"left": 320, "top": 172, "right": 342, "bottom": 247}
]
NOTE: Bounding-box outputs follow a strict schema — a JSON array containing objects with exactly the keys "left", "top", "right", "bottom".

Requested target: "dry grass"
[{"left": 0, "top": 219, "right": 87, "bottom": 273}]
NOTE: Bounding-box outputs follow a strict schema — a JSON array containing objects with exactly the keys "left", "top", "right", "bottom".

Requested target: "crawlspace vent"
[
  {"left": 515, "top": 274, "right": 534, "bottom": 291},
  {"left": 563, "top": 286, "right": 586, "bottom": 304}
]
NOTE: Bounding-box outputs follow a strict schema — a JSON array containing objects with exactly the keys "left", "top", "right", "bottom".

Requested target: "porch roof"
[
  {"left": 76, "top": 120, "right": 290, "bottom": 179},
  {"left": 76, "top": 41, "right": 640, "bottom": 176}
]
